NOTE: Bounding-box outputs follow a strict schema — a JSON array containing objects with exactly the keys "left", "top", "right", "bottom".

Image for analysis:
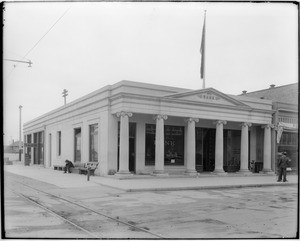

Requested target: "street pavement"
[
  {"left": 4, "top": 162, "right": 298, "bottom": 191},
  {"left": 4, "top": 162, "right": 298, "bottom": 239}
]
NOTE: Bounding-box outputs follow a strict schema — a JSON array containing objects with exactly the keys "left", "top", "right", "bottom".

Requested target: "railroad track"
[{"left": 6, "top": 176, "right": 166, "bottom": 239}]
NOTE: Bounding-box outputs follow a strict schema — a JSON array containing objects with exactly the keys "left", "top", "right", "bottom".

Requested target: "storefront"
[
  {"left": 23, "top": 81, "right": 275, "bottom": 176},
  {"left": 276, "top": 110, "right": 298, "bottom": 171},
  {"left": 243, "top": 83, "right": 298, "bottom": 173},
  {"left": 24, "top": 131, "right": 44, "bottom": 165}
]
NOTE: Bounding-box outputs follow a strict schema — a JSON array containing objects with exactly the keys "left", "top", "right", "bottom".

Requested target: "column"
[
  {"left": 239, "top": 122, "right": 252, "bottom": 173},
  {"left": 135, "top": 122, "right": 146, "bottom": 174},
  {"left": 30, "top": 133, "right": 34, "bottom": 165},
  {"left": 153, "top": 114, "right": 168, "bottom": 174},
  {"left": 249, "top": 127, "right": 257, "bottom": 165},
  {"left": 185, "top": 117, "right": 199, "bottom": 175},
  {"left": 116, "top": 111, "right": 132, "bottom": 175},
  {"left": 261, "top": 124, "right": 274, "bottom": 173},
  {"left": 214, "top": 120, "right": 227, "bottom": 173}
]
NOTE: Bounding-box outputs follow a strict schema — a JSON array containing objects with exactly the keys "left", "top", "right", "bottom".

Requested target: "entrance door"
[
  {"left": 203, "top": 129, "right": 215, "bottom": 172},
  {"left": 129, "top": 123, "right": 136, "bottom": 173},
  {"left": 33, "top": 131, "right": 44, "bottom": 165},
  {"left": 195, "top": 128, "right": 203, "bottom": 172}
]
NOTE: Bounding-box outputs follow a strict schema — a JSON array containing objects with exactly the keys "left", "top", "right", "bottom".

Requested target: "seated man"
[{"left": 64, "top": 159, "right": 74, "bottom": 173}]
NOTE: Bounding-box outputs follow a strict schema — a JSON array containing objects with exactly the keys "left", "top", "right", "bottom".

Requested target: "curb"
[{"left": 124, "top": 182, "right": 297, "bottom": 192}]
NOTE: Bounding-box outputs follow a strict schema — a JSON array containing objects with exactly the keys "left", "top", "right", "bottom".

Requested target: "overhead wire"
[
  {"left": 21, "top": 5, "right": 72, "bottom": 60},
  {"left": 4, "top": 5, "right": 72, "bottom": 79}
]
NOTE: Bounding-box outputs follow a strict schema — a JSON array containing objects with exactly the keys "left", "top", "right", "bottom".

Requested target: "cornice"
[{"left": 111, "top": 92, "right": 275, "bottom": 114}]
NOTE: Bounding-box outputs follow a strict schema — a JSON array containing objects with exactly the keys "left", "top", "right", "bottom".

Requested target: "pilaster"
[{"left": 116, "top": 111, "right": 133, "bottom": 175}]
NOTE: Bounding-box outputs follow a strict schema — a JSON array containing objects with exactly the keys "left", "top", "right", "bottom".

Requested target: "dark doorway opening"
[{"left": 202, "top": 128, "right": 215, "bottom": 172}]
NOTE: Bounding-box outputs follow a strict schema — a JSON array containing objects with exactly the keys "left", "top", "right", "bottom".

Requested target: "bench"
[
  {"left": 53, "top": 165, "right": 64, "bottom": 171},
  {"left": 78, "top": 162, "right": 99, "bottom": 176},
  {"left": 70, "top": 163, "right": 85, "bottom": 174}
]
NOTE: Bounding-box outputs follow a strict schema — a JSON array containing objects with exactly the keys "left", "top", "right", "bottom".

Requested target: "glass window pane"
[
  {"left": 74, "top": 128, "right": 81, "bottom": 162},
  {"left": 145, "top": 124, "right": 155, "bottom": 166},
  {"left": 164, "top": 125, "right": 184, "bottom": 165},
  {"left": 89, "top": 124, "right": 98, "bottom": 162}
]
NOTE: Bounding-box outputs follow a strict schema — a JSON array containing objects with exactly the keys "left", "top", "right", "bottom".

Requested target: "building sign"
[
  {"left": 197, "top": 91, "right": 220, "bottom": 101},
  {"left": 279, "top": 122, "right": 298, "bottom": 130},
  {"left": 164, "top": 125, "right": 184, "bottom": 165},
  {"left": 145, "top": 124, "right": 184, "bottom": 166},
  {"left": 24, "top": 143, "right": 38, "bottom": 148}
]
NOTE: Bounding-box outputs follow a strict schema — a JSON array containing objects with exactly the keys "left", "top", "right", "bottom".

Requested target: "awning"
[{"left": 276, "top": 122, "right": 298, "bottom": 144}]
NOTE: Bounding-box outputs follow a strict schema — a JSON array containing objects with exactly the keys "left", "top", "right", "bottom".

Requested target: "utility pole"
[
  {"left": 19, "top": 105, "right": 23, "bottom": 162},
  {"left": 62, "top": 89, "right": 68, "bottom": 105}
]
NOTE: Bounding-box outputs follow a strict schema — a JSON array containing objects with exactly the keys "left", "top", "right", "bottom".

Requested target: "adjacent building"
[
  {"left": 23, "top": 80, "right": 280, "bottom": 176},
  {"left": 242, "top": 83, "right": 298, "bottom": 171}
]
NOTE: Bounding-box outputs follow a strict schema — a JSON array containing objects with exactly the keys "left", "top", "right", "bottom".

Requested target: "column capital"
[
  {"left": 241, "top": 122, "right": 252, "bottom": 128},
  {"left": 153, "top": 114, "right": 168, "bottom": 121},
  {"left": 214, "top": 120, "right": 227, "bottom": 126},
  {"left": 185, "top": 117, "right": 199, "bottom": 123},
  {"left": 116, "top": 111, "right": 133, "bottom": 118},
  {"left": 261, "top": 124, "right": 274, "bottom": 129}
]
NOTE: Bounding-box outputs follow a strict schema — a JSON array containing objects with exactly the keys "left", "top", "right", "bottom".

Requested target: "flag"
[
  {"left": 200, "top": 11, "right": 206, "bottom": 81},
  {"left": 277, "top": 124, "right": 284, "bottom": 144}
]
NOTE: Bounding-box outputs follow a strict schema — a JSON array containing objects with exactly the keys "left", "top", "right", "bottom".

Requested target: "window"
[
  {"left": 280, "top": 132, "right": 298, "bottom": 146},
  {"left": 89, "top": 124, "right": 98, "bottom": 162},
  {"left": 145, "top": 124, "right": 156, "bottom": 166},
  {"left": 57, "top": 131, "right": 61, "bottom": 156},
  {"left": 74, "top": 128, "right": 81, "bottom": 162},
  {"left": 145, "top": 124, "right": 184, "bottom": 166},
  {"left": 164, "top": 125, "right": 184, "bottom": 165}
]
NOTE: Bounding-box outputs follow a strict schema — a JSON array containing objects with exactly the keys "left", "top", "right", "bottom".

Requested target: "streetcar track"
[
  {"left": 7, "top": 187, "right": 102, "bottom": 239},
  {"left": 7, "top": 177, "right": 166, "bottom": 239}
]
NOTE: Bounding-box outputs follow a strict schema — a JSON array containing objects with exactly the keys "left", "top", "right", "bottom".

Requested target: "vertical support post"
[
  {"left": 19, "top": 105, "right": 23, "bottom": 162},
  {"left": 261, "top": 124, "right": 274, "bottom": 173},
  {"left": 116, "top": 111, "right": 133, "bottom": 175},
  {"left": 87, "top": 168, "right": 90, "bottom": 181},
  {"left": 153, "top": 115, "right": 168, "bottom": 175},
  {"left": 214, "top": 120, "right": 227, "bottom": 173},
  {"left": 185, "top": 117, "right": 199, "bottom": 176},
  {"left": 239, "top": 122, "right": 252, "bottom": 173}
]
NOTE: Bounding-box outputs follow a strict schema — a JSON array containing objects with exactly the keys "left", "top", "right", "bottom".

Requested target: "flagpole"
[
  {"left": 203, "top": 10, "right": 206, "bottom": 89},
  {"left": 200, "top": 10, "right": 206, "bottom": 89}
]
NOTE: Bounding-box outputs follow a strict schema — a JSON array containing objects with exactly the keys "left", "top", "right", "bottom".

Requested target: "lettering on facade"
[
  {"left": 197, "top": 91, "right": 220, "bottom": 101},
  {"left": 24, "top": 143, "right": 38, "bottom": 148}
]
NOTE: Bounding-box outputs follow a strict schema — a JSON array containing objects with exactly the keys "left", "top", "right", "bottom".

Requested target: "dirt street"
[{"left": 4, "top": 172, "right": 298, "bottom": 239}]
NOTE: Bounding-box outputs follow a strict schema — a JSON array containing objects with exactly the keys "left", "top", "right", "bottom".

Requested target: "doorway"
[
  {"left": 203, "top": 129, "right": 215, "bottom": 172},
  {"left": 196, "top": 128, "right": 215, "bottom": 172}
]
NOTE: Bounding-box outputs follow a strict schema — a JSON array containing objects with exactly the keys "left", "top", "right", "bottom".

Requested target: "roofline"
[{"left": 240, "top": 83, "right": 298, "bottom": 95}]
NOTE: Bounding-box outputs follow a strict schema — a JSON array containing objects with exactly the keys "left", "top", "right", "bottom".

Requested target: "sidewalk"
[{"left": 4, "top": 163, "right": 298, "bottom": 192}]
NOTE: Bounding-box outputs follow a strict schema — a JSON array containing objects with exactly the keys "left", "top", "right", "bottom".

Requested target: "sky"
[{"left": 3, "top": 1, "right": 298, "bottom": 145}]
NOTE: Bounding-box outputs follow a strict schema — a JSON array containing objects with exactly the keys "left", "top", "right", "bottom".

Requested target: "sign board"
[{"left": 24, "top": 143, "right": 38, "bottom": 148}]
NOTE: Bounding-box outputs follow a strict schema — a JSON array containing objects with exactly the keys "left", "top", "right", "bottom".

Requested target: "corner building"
[{"left": 23, "top": 81, "right": 275, "bottom": 176}]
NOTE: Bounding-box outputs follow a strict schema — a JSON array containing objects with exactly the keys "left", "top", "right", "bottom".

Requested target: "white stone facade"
[{"left": 23, "top": 80, "right": 275, "bottom": 175}]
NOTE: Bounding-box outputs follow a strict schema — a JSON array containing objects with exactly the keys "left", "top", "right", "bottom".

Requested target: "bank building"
[{"left": 23, "top": 80, "right": 298, "bottom": 176}]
